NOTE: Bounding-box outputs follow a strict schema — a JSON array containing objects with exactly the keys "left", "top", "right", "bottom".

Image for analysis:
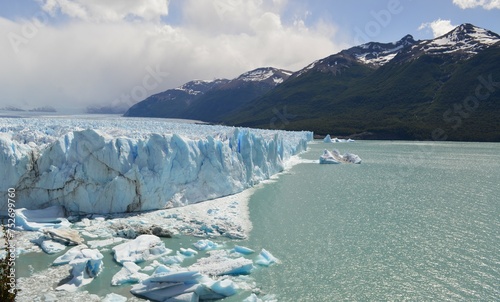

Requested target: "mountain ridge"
[{"left": 125, "top": 23, "right": 500, "bottom": 141}]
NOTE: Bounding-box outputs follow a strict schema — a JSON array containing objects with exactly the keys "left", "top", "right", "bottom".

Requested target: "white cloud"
[
  {"left": 452, "top": 0, "right": 500, "bottom": 10},
  {"left": 418, "top": 19, "right": 456, "bottom": 38},
  {"left": 1, "top": 0, "right": 345, "bottom": 110},
  {"left": 38, "top": 0, "right": 170, "bottom": 22}
]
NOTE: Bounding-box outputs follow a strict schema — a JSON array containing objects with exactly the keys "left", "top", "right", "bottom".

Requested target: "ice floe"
[
  {"left": 14, "top": 206, "right": 70, "bottom": 231},
  {"left": 112, "top": 234, "right": 172, "bottom": 263},
  {"left": 320, "top": 149, "right": 362, "bottom": 164},
  {"left": 111, "top": 261, "right": 149, "bottom": 286},
  {"left": 323, "top": 134, "right": 355, "bottom": 143},
  {"left": 55, "top": 248, "right": 103, "bottom": 292},
  {"left": 255, "top": 249, "right": 280, "bottom": 267},
  {"left": 189, "top": 250, "right": 254, "bottom": 276}
]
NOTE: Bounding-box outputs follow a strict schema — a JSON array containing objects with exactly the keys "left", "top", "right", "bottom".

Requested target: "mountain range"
[{"left": 125, "top": 23, "right": 500, "bottom": 141}]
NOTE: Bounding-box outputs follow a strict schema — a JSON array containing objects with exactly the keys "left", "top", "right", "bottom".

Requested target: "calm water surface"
[{"left": 242, "top": 140, "right": 500, "bottom": 301}]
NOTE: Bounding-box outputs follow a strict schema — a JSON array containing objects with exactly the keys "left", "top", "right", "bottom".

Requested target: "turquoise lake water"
[
  {"left": 241, "top": 140, "right": 500, "bottom": 301},
  {"left": 15, "top": 140, "right": 500, "bottom": 301}
]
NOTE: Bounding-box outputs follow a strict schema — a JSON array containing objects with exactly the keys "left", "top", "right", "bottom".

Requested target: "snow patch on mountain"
[{"left": 415, "top": 23, "right": 500, "bottom": 56}]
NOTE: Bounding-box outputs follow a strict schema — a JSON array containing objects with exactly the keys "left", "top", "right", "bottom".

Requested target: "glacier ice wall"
[{"left": 0, "top": 118, "right": 312, "bottom": 214}]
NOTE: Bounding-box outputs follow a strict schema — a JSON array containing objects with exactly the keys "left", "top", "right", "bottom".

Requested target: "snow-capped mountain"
[
  {"left": 174, "top": 79, "right": 230, "bottom": 96},
  {"left": 292, "top": 34, "right": 417, "bottom": 79},
  {"left": 236, "top": 67, "right": 293, "bottom": 84},
  {"left": 394, "top": 23, "right": 500, "bottom": 62},
  {"left": 292, "top": 23, "right": 499, "bottom": 79},
  {"left": 123, "top": 79, "right": 229, "bottom": 118},
  {"left": 125, "top": 67, "right": 292, "bottom": 121},
  {"left": 351, "top": 34, "right": 416, "bottom": 65},
  {"left": 227, "top": 23, "right": 500, "bottom": 141}
]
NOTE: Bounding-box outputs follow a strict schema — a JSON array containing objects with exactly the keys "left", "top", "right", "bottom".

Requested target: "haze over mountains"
[{"left": 126, "top": 23, "right": 500, "bottom": 141}]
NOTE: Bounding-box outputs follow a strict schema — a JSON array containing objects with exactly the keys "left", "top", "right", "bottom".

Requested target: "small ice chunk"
[
  {"left": 323, "top": 134, "right": 333, "bottom": 143},
  {"left": 112, "top": 234, "right": 171, "bottom": 263},
  {"left": 40, "top": 239, "right": 67, "bottom": 254},
  {"left": 15, "top": 206, "right": 70, "bottom": 231},
  {"left": 148, "top": 271, "right": 202, "bottom": 284},
  {"left": 56, "top": 249, "right": 103, "bottom": 292},
  {"left": 255, "top": 249, "right": 280, "bottom": 267},
  {"left": 179, "top": 248, "right": 198, "bottom": 257},
  {"left": 162, "top": 255, "right": 185, "bottom": 265},
  {"left": 243, "top": 293, "right": 263, "bottom": 302},
  {"left": 43, "top": 228, "right": 84, "bottom": 245},
  {"left": 111, "top": 261, "right": 148, "bottom": 286},
  {"left": 233, "top": 245, "right": 255, "bottom": 255},
  {"left": 189, "top": 250, "right": 253, "bottom": 276},
  {"left": 53, "top": 244, "right": 88, "bottom": 265},
  {"left": 207, "top": 279, "right": 238, "bottom": 297},
  {"left": 165, "top": 292, "right": 199, "bottom": 302},
  {"left": 193, "top": 239, "right": 218, "bottom": 251},
  {"left": 131, "top": 282, "right": 200, "bottom": 302},
  {"left": 102, "top": 293, "right": 127, "bottom": 302},
  {"left": 319, "top": 149, "right": 340, "bottom": 164},
  {"left": 343, "top": 152, "right": 362, "bottom": 164}
]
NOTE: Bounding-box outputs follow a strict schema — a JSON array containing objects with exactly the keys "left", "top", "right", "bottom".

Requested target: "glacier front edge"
[{"left": 0, "top": 118, "right": 312, "bottom": 214}]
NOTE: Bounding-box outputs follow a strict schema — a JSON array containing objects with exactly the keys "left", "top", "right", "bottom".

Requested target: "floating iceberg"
[
  {"left": 319, "top": 149, "right": 361, "bottom": 164},
  {"left": 53, "top": 244, "right": 89, "bottom": 265},
  {"left": 189, "top": 250, "right": 254, "bottom": 276},
  {"left": 55, "top": 248, "right": 103, "bottom": 292},
  {"left": 0, "top": 118, "right": 312, "bottom": 214},
  {"left": 206, "top": 279, "right": 238, "bottom": 297},
  {"left": 319, "top": 149, "right": 341, "bottom": 164},
  {"left": 112, "top": 234, "right": 171, "bottom": 263},
  {"left": 43, "top": 228, "right": 84, "bottom": 245},
  {"left": 14, "top": 206, "right": 70, "bottom": 231},
  {"left": 179, "top": 248, "right": 198, "bottom": 257},
  {"left": 233, "top": 245, "right": 255, "bottom": 255},
  {"left": 255, "top": 249, "right": 280, "bottom": 267},
  {"left": 35, "top": 238, "right": 67, "bottom": 254},
  {"left": 323, "top": 134, "right": 355, "bottom": 143},
  {"left": 111, "top": 261, "right": 148, "bottom": 286},
  {"left": 102, "top": 293, "right": 127, "bottom": 302},
  {"left": 192, "top": 239, "right": 218, "bottom": 251}
]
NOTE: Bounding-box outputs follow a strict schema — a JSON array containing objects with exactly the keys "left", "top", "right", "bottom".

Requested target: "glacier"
[{"left": 0, "top": 117, "right": 312, "bottom": 214}]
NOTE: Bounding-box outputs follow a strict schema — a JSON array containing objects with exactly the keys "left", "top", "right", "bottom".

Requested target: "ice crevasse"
[{"left": 0, "top": 120, "right": 312, "bottom": 214}]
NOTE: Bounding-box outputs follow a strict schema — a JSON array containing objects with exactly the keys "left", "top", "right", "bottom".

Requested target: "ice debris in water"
[
  {"left": 189, "top": 250, "right": 254, "bottom": 276},
  {"left": 14, "top": 206, "right": 70, "bottom": 231},
  {"left": 111, "top": 261, "right": 149, "bottom": 286},
  {"left": 55, "top": 248, "right": 103, "bottom": 292},
  {"left": 319, "top": 149, "right": 362, "bottom": 164},
  {"left": 233, "top": 245, "right": 255, "bottom": 255},
  {"left": 323, "top": 134, "right": 355, "bottom": 143},
  {"left": 112, "top": 234, "right": 172, "bottom": 263},
  {"left": 102, "top": 293, "right": 128, "bottom": 302},
  {"left": 255, "top": 249, "right": 280, "bottom": 267},
  {"left": 192, "top": 239, "right": 218, "bottom": 251}
]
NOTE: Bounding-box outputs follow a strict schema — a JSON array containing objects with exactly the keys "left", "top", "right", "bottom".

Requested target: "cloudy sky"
[{"left": 1, "top": 0, "right": 499, "bottom": 111}]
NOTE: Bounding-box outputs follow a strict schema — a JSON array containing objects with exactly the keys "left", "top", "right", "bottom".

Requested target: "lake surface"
[{"left": 241, "top": 140, "right": 500, "bottom": 301}]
